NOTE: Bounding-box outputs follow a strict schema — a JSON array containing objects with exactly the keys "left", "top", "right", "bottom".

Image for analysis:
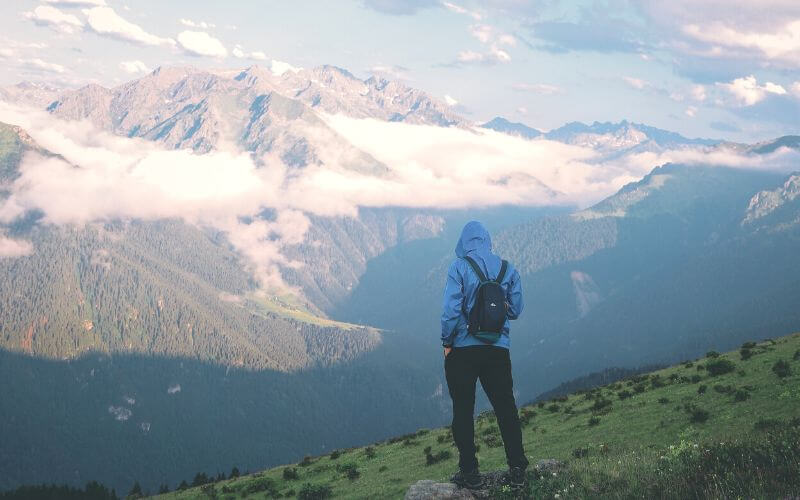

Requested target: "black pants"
[{"left": 445, "top": 345, "right": 529, "bottom": 472}]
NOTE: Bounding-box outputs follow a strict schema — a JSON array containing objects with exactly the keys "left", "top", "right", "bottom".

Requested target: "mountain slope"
[{"left": 154, "top": 332, "right": 800, "bottom": 499}]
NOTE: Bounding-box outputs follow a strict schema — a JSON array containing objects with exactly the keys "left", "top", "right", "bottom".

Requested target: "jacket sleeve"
[
  {"left": 505, "top": 267, "right": 524, "bottom": 320},
  {"left": 441, "top": 260, "right": 464, "bottom": 346}
]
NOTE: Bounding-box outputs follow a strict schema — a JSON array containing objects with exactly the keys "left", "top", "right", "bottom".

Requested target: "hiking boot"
[
  {"left": 450, "top": 469, "right": 483, "bottom": 489},
  {"left": 507, "top": 466, "right": 527, "bottom": 487}
]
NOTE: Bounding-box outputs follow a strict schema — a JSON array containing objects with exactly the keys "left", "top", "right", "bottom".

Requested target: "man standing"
[{"left": 441, "top": 221, "right": 528, "bottom": 489}]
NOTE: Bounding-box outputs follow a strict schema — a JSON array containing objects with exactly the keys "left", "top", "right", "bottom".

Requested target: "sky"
[{"left": 1, "top": 0, "right": 800, "bottom": 142}]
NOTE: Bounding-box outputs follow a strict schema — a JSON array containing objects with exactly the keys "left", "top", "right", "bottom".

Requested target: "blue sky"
[{"left": 2, "top": 0, "right": 800, "bottom": 142}]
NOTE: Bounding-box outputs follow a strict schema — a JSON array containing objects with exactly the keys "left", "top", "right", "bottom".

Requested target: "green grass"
[
  {"left": 152, "top": 333, "right": 800, "bottom": 499},
  {"left": 246, "top": 292, "right": 365, "bottom": 330}
]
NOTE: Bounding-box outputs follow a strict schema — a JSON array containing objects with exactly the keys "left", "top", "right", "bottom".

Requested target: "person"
[{"left": 441, "top": 220, "right": 528, "bottom": 489}]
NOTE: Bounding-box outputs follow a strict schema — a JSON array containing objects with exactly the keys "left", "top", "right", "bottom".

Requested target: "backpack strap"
[
  {"left": 496, "top": 260, "right": 508, "bottom": 284},
  {"left": 463, "top": 256, "right": 488, "bottom": 282}
]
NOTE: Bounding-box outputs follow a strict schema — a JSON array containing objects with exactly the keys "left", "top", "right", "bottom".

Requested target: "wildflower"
[
  {"left": 552, "top": 472, "right": 557, "bottom": 477},
  {"left": 554, "top": 495, "right": 560, "bottom": 499}
]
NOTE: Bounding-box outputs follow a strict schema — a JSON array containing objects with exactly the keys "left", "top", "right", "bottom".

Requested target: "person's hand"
[{"left": 444, "top": 346, "right": 452, "bottom": 357}]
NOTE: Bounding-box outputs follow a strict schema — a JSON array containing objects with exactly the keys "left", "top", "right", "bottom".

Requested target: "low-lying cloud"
[{"left": 1, "top": 102, "right": 797, "bottom": 292}]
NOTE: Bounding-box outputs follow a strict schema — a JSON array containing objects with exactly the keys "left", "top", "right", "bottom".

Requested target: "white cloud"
[
  {"left": 179, "top": 18, "right": 216, "bottom": 29},
  {"left": 270, "top": 60, "right": 301, "bottom": 76},
  {"left": 84, "top": 7, "right": 175, "bottom": 47},
  {"left": 0, "top": 48, "right": 14, "bottom": 59},
  {"left": 444, "top": 94, "right": 458, "bottom": 106},
  {"left": 622, "top": 76, "right": 649, "bottom": 90},
  {"left": 469, "top": 24, "right": 492, "bottom": 43},
  {"left": 792, "top": 81, "right": 800, "bottom": 97},
  {"left": 232, "top": 45, "right": 267, "bottom": 61},
  {"left": 43, "top": 0, "right": 107, "bottom": 6},
  {"left": 0, "top": 234, "right": 33, "bottom": 258},
  {"left": 456, "top": 46, "right": 510, "bottom": 64},
  {"left": 516, "top": 106, "right": 528, "bottom": 115},
  {"left": 24, "top": 5, "right": 84, "bottom": 34},
  {"left": 18, "top": 58, "right": 67, "bottom": 74},
  {"left": 685, "top": 105, "right": 698, "bottom": 117},
  {"left": 690, "top": 84, "right": 706, "bottom": 101},
  {"left": 119, "top": 60, "right": 150, "bottom": 74},
  {"left": 718, "top": 75, "right": 787, "bottom": 106},
  {"left": 511, "top": 83, "right": 563, "bottom": 95},
  {"left": 177, "top": 30, "right": 228, "bottom": 57},
  {"left": 442, "top": 1, "right": 481, "bottom": 20},
  {"left": 683, "top": 19, "right": 800, "bottom": 66}
]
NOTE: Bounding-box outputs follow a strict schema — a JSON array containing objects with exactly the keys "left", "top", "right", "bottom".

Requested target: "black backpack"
[{"left": 463, "top": 256, "right": 508, "bottom": 344}]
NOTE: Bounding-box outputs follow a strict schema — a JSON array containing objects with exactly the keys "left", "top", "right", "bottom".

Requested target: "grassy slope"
[{"left": 155, "top": 333, "right": 800, "bottom": 499}]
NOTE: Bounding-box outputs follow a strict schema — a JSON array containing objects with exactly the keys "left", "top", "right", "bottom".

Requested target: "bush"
[
  {"left": 754, "top": 418, "right": 782, "bottom": 431},
  {"left": 425, "top": 449, "right": 452, "bottom": 466},
  {"left": 588, "top": 416, "right": 601, "bottom": 426},
  {"left": 243, "top": 477, "right": 277, "bottom": 495},
  {"left": 706, "top": 351, "right": 720, "bottom": 358},
  {"left": 229, "top": 466, "right": 240, "bottom": 478},
  {"left": 741, "top": 341, "right": 757, "bottom": 349},
  {"left": 686, "top": 405, "right": 710, "bottom": 423},
  {"left": 547, "top": 403, "right": 560, "bottom": 413},
  {"left": 364, "top": 446, "right": 376, "bottom": 459},
  {"left": 691, "top": 375, "right": 702, "bottom": 383},
  {"left": 706, "top": 359, "right": 736, "bottom": 376},
  {"left": 436, "top": 434, "right": 447, "bottom": 443},
  {"left": 298, "top": 455, "right": 315, "bottom": 467},
  {"left": 329, "top": 450, "right": 340, "bottom": 460},
  {"left": 283, "top": 467, "right": 299, "bottom": 481},
  {"left": 618, "top": 390, "right": 632, "bottom": 400},
  {"left": 733, "top": 389, "right": 750, "bottom": 402},
  {"left": 337, "top": 463, "right": 360, "bottom": 481},
  {"left": 297, "top": 483, "right": 333, "bottom": 500},
  {"left": 651, "top": 376, "right": 665, "bottom": 388},
  {"left": 668, "top": 373, "right": 680, "bottom": 382},
  {"left": 740, "top": 348, "right": 753, "bottom": 360},
  {"left": 572, "top": 447, "right": 589, "bottom": 458},
  {"left": 633, "top": 383, "right": 647, "bottom": 394},
  {"left": 773, "top": 360, "right": 792, "bottom": 378},
  {"left": 713, "top": 384, "right": 732, "bottom": 394},
  {"left": 697, "top": 385, "right": 707, "bottom": 394},
  {"left": 378, "top": 465, "right": 388, "bottom": 472},
  {"left": 658, "top": 397, "right": 670, "bottom": 404},
  {"left": 794, "top": 350, "right": 800, "bottom": 361}
]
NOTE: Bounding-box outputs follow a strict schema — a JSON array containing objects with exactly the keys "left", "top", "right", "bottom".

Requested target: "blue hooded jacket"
[{"left": 441, "top": 221, "right": 523, "bottom": 349}]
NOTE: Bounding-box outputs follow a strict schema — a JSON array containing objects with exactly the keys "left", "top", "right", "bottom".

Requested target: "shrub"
[
  {"left": 741, "top": 341, "right": 756, "bottom": 349},
  {"left": 555, "top": 395, "right": 569, "bottom": 402},
  {"left": 416, "top": 428, "right": 430, "bottom": 436},
  {"left": 599, "top": 443, "right": 610, "bottom": 455},
  {"left": 588, "top": 416, "right": 601, "bottom": 426},
  {"left": 658, "top": 397, "right": 670, "bottom": 404},
  {"left": 592, "top": 398, "right": 613, "bottom": 413},
  {"left": 243, "top": 477, "right": 278, "bottom": 495},
  {"left": 436, "top": 434, "right": 447, "bottom": 443},
  {"left": 668, "top": 373, "right": 680, "bottom": 382},
  {"left": 754, "top": 418, "right": 782, "bottom": 431},
  {"left": 738, "top": 369, "right": 747, "bottom": 377},
  {"left": 686, "top": 404, "right": 710, "bottom": 423},
  {"left": 706, "top": 351, "right": 720, "bottom": 358},
  {"left": 618, "top": 390, "right": 632, "bottom": 400},
  {"left": 691, "top": 375, "right": 702, "bottom": 383},
  {"left": 483, "top": 434, "right": 502, "bottom": 448},
  {"left": 297, "top": 483, "right": 332, "bottom": 500},
  {"left": 229, "top": 467, "right": 240, "bottom": 478},
  {"left": 425, "top": 449, "right": 452, "bottom": 466},
  {"left": 651, "top": 375, "right": 665, "bottom": 388},
  {"left": 537, "top": 402, "right": 545, "bottom": 409},
  {"left": 378, "top": 465, "right": 388, "bottom": 472},
  {"left": 329, "top": 450, "right": 340, "bottom": 460},
  {"left": 547, "top": 403, "right": 560, "bottom": 413},
  {"left": 697, "top": 364, "right": 706, "bottom": 371},
  {"left": 683, "top": 361, "right": 694, "bottom": 368},
  {"left": 733, "top": 389, "right": 750, "bottom": 402},
  {"left": 773, "top": 360, "right": 792, "bottom": 378},
  {"left": 337, "top": 463, "right": 360, "bottom": 481},
  {"left": 572, "top": 447, "right": 589, "bottom": 458},
  {"left": 364, "top": 446, "right": 376, "bottom": 459},
  {"left": 283, "top": 467, "right": 299, "bottom": 481},
  {"left": 706, "top": 359, "right": 736, "bottom": 376},
  {"left": 740, "top": 348, "right": 753, "bottom": 360},
  {"left": 713, "top": 384, "right": 732, "bottom": 394},
  {"left": 697, "top": 384, "right": 707, "bottom": 394},
  {"left": 299, "top": 455, "right": 315, "bottom": 467},
  {"left": 794, "top": 349, "right": 800, "bottom": 361}
]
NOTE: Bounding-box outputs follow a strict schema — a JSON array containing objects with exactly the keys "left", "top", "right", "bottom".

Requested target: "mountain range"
[{"left": 2, "top": 65, "right": 800, "bottom": 493}]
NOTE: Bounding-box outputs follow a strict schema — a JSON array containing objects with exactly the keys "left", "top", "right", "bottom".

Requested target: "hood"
[{"left": 455, "top": 220, "right": 492, "bottom": 258}]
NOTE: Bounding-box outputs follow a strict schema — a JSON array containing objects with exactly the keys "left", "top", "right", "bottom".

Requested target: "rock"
[
  {"left": 404, "top": 480, "right": 476, "bottom": 500},
  {"left": 534, "top": 458, "right": 566, "bottom": 475}
]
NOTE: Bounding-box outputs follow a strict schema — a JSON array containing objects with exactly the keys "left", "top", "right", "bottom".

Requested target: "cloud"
[
  {"left": 24, "top": 5, "right": 84, "bottom": 34},
  {"left": 685, "top": 105, "right": 698, "bottom": 117},
  {"left": 43, "top": 0, "right": 106, "bottom": 6},
  {"left": 177, "top": 31, "right": 228, "bottom": 57},
  {"left": 622, "top": 76, "right": 649, "bottom": 90},
  {"left": 455, "top": 46, "right": 510, "bottom": 65},
  {"left": 362, "top": 0, "right": 438, "bottom": 15},
  {"left": 368, "top": 64, "right": 410, "bottom": 80},
  {"left": 84, "top": 6, "right": 175, "bottom": 47},
  {"left": 511, "top": 83, "right": 563, "bottom": 95},
  {"left": 0, "top": 233, "right": 33, "bottom": 258},
  {"left": 444, "top": 94, "right": 458, "bottom": 106},
  {"left": 119, "top": 60, "right": 150, "bottom": 74},
  {"left": 682, "top": 20, "right": 800, "bottom": 67},
  {"left": 442, "top": 1, "right": 482, "bottom": 20},
  {"left": 179, "top": 18, "right": 216, "bottom": 29},
  {"left": 270, "top": 60, "right": 301, "bottom": 76},
  {"left": 718, "top": 75, "right": 787, "bottom": 106},
  {"left": 792, "top": 81, "right": 800, "bottom": 97},
  {"left": 232, "top": 45, "right": 267, "bottom": 61},
  {"left": 2, "top": 103, "right": 795, "bottom": 292},
  {"left": 18, "top": 58, "right": 67, "bottom": 74}
]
